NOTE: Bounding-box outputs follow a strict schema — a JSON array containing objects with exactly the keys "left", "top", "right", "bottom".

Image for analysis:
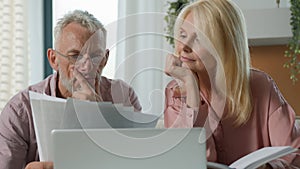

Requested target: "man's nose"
[{"left": 76, "top": 54, "right": 93, "bottom": 73}]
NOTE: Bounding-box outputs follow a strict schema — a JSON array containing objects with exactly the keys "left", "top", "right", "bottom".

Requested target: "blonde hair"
[{"left": 174, "top": 0, "right": 252, "bottom": 125}]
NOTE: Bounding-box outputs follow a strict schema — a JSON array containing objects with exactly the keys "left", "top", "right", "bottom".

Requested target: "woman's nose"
[
  {"left": 182, "top": 33, "right": 196, "bottom": 53},
  {"left": 183, "top": 43, "right": 193, "bottom": 53}
]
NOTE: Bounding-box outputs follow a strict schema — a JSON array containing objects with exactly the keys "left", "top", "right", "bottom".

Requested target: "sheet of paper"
[
  {"left": 30, "top": 97, "right": 66, "bottom": 161},
  {"left": 29, "top": 91, "right": 66, "bottom": 102},
  {"left": 62, "top": 99, "right": 113, "bottom": 129},
  {"left": 66, "top": 98, "right": 159, "bottom": 129},
  {"left": 29, "top": 91, "right": 160, "bottom": 162}
]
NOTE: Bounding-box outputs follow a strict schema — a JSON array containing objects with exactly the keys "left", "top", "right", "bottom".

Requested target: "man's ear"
[
  {"left": 100, "top": 49, "right": 109, "bottom": 68},
  {"left": 47, "top": 48, "right": 59, "bottom": 71}
]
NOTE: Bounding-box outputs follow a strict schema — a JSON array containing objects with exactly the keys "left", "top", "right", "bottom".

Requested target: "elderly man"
[{"left": 0, "top": 10, "right": 142, "bottom": 169}]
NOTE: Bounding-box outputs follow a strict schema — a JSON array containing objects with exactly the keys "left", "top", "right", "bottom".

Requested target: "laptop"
[{"left": 52, "top": 128, "right": 207, "bottom": 169}]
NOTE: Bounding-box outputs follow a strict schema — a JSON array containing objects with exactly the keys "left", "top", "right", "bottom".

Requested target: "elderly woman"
[{"left": 164, "top": 0, "right": 300, "bottom": 168}]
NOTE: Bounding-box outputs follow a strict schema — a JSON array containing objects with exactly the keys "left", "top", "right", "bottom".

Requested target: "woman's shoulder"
[
  {"left": 250, "top": 68, "right": 273, "bottom": 83},
  {"left": 250, "top": 68, "right": 277, "bottom": 90},
  {"left": 250, "top": 68, "right": 286, "bottom": 108}
]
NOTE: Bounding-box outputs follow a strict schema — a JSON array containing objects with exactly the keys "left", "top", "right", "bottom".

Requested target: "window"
[{"left": 0, "top": 0, "right": 43, "bottom": 112}]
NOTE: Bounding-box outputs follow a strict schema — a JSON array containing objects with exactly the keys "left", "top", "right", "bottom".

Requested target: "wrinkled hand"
[
  {"left": 25, "top": 161, "right": 53, "bottom": 169},
  {"left": 72, "top": 69, "right": 103, "bottom": 101},
  {"left": 164, "top": 54, "right": 194, "bottom": 83}
]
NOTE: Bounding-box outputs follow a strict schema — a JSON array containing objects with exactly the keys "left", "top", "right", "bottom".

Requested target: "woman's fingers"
[
  {"left": 165, "top": 54, "right": 181, "bottom": 76},
  {"left": 165, "top": 54, "right": 191, "bottom": 80}
]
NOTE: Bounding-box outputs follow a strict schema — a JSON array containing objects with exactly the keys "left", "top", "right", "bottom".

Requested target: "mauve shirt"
[
  {"left": 0, "top": 72, "right": 142, "bottom": 169},
  {"left": 164, "top": 69, "right": 300, "bottom": 168}
]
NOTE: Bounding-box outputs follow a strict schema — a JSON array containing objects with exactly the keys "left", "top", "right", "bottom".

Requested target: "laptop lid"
[{"left": 52, "top": 128, "right": 206, "bottom": 169}]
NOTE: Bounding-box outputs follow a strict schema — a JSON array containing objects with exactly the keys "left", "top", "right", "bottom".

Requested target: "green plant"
[
  {"left": 164, "top": 0, "right": 189, "bottom": 47},
  {"left": 284, "top": 0, "right": 300, "bottom": 83}
]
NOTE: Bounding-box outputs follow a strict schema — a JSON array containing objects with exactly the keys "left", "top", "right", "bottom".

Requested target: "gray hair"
[{"left": 54, "top": 10, "right": 106, "bottom": 48}]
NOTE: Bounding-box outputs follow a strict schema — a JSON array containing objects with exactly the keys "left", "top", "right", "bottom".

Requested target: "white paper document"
[
  {"left": 29, "top": 93, "right": 66, "bottom": 161},
  {"left": 29, "top": 91, "right": 159, "bottom": 161}
]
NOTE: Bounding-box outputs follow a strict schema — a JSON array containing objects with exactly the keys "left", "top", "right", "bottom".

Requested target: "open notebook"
[
  {"left": 51, "top": 128, "right": 207, "bottom": 169},
  {"left": 207, "top": 146, "right": 297, "bottom": 169}
]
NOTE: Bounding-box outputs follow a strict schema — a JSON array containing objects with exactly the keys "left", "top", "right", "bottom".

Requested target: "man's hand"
[
  {"left": 72, "top": 69, "right": 103, "bottom": 101},
  {"left": 25, "top": 161, "right": 53, "bottom": 169},
  {"left": 257, "top": 163, "right": 273, "bottom": 169}
]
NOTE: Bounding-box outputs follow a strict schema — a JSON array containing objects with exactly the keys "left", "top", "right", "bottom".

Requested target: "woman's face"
[{"left": 175, "top": 13, "right": 216, "bottom": 73}]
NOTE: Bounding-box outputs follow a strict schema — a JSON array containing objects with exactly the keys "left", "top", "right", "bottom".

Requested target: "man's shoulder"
[
  {"left": 99, "top": 76, "right": 142, "bottom": 111},
  {"left": 28, "top": 74, "right": 56, "bottom": 93},
  {"left": 100, "top": 76, "right": 132, "bottom": 89},
  {"left": 4, "top": 74, "right": 55, "bottom": 110}
]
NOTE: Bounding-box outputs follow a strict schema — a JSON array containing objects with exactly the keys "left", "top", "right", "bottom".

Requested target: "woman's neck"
[{"left": 195, "top": 70, "right": 211, "bottom": 101}]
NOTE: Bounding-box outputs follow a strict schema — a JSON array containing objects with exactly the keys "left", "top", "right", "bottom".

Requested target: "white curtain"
[
  {"left": 0, "top": 0, "right": 30, "bottom": 112},
  {"left": 115, "top": 0, "right": 173, "bottom": 116}
]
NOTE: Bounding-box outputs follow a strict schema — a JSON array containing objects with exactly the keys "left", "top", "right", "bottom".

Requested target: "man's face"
[{"left": 55, "top": 22, "right": 106, "bottom": 94}]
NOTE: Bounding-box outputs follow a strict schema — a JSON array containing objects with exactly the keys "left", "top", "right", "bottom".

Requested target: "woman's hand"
[
  {"left": 164, "top": 54, "right": 194, "bottom": 83},
  {"left": 165, "top": 53, "right": 200, "bottom": 110},
  {"left": 25, "top": 161, "right": 53, "bottom": 169}
]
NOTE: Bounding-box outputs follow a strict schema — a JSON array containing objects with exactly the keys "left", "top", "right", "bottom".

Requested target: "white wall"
[
  {"left": 232, "top": 0, "right": 292, "bottom": 46},
  {"left": 232, "top": 0, "right": 290, "bottom": 9}
]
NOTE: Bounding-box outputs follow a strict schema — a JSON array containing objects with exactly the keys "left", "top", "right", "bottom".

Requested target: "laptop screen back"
[{"left": 52, "top": 128, "right": 206, "bottom": 169}]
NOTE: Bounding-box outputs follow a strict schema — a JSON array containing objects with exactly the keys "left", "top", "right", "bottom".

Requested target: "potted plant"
[{"left": 284, "top": 0, "right": 300, "bottom": 83}]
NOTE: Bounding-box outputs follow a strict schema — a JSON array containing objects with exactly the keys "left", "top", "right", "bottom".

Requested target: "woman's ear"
[{"left": 47, "top": 48, "right": 59, "bottom": 71}]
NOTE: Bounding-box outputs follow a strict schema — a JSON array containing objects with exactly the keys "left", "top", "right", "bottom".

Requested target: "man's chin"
[
  {"left": 86, "top": 78, "right": 96, "bottom": 86},
  {"left": 71, "top": 78, "right": 96, "bottom": 90},
  {"left": 60, "top": 78, "right": 74, "bottom": 93}
]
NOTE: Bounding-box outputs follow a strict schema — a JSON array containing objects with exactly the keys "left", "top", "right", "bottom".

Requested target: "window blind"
[{"left": 0, "top": 0, "right": 29, "bottom": 112}]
